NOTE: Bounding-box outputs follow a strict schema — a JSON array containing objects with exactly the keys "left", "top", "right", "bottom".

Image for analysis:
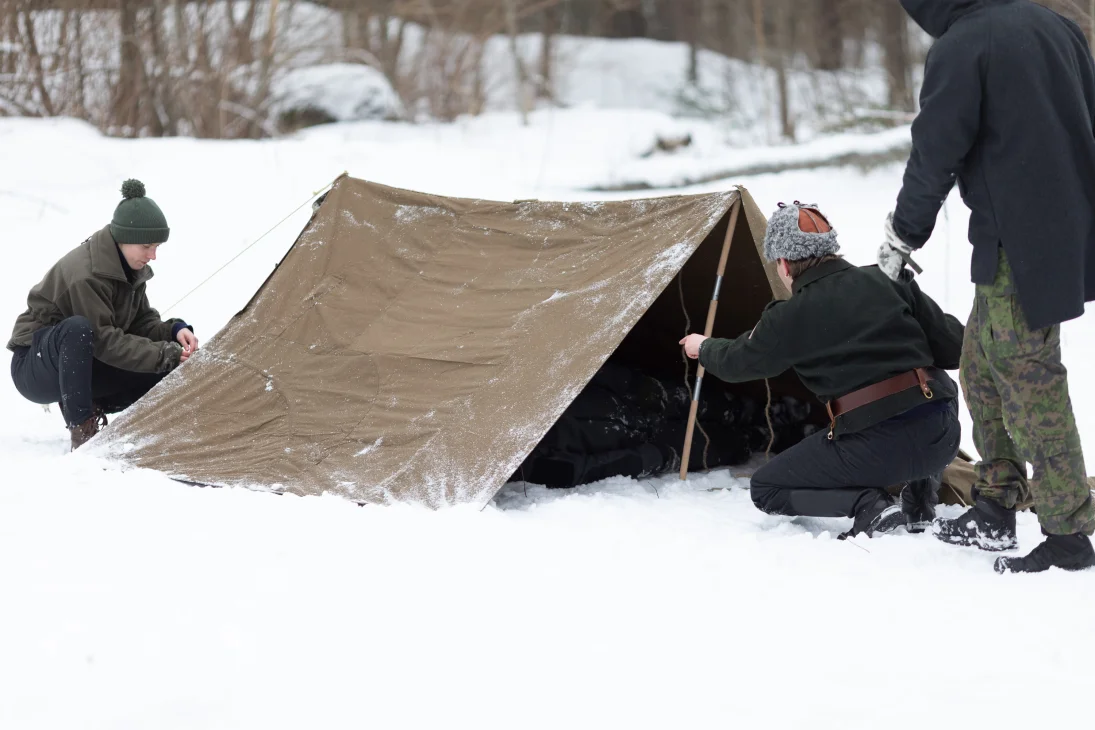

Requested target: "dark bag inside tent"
[{"left": 510, "top": 209, "right": 826, "bottom": 489}]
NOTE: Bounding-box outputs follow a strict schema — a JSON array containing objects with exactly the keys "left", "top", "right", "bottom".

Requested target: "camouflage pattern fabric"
[
  {"left": 960, "top": 249, "right": 1095, "bottom": 536},
  {"left": 937, "top": 453, "right": 1035, "bottom": 509}
]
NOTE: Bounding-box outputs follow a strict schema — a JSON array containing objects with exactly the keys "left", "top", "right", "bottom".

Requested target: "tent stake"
[{"left": 680, "top": 197, "right": 742, "bottom": 481}]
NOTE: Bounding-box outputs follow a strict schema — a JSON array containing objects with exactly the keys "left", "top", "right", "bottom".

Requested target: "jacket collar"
[
  {"left": 89, "top": 225, "right": 153, "bottom": 286},
  {"left": 791, "top": 258, "right": 852, "bottom": 295}
]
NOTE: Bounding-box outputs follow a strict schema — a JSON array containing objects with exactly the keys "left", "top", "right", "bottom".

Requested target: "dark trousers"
[
  {"left": 750, "top": 399, "right": 961, "bottom": 518},
  {"left": 10, "top": 316, "right": 165, "bottom": 427}
]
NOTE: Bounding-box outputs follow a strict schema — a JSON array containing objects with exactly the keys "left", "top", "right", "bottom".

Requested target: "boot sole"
[
  {"left": 866, "top": 506, "right": 908, "bottom": 537},
  {"left": 839, "top": 506, "right": 908, "bottom": 540},
  {"left": 934, "top": 531, "right": 1017, "bottom": 553}
]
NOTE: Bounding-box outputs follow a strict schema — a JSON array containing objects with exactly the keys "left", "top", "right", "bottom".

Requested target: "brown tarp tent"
[
  {"left": 100, "top": 175, "right": 985, "bottom": 509},
  {"left": 100, "top": 176, "right": 798, "bottom": 506}
]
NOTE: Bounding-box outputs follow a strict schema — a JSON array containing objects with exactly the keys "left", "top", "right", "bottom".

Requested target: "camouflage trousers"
[{"left": 960, "top": 249, "right": 1095, "bottom": 536}]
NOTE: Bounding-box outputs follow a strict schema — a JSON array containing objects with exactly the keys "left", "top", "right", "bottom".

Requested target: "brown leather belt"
[{"left": 825, "top": 368, "right": 934, "bottom": 439}]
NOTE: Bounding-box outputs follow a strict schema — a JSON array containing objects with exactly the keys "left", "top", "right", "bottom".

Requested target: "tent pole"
[{"left": 680, "top": 196, "right": 743, "bottom": 481}]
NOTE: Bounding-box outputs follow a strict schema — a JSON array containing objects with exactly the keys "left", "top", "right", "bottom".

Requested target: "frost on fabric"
[
  {"left": 340, "top": 208, "right": 375, "bottom": 230},
  {"left": 541, "top": 290, "right": 568, "bottom": 304},
  {"left": 298, "top": 211, "right": 333, "bottom": 249},
  {"left": 649, "top": 242, "right": 693, "bottom": 278},
  {"left": 395, "top": 205, "right": 452, "bottom": 223},
  {"left": 356, "top": 437, "right": 384, "bottom": 457}
]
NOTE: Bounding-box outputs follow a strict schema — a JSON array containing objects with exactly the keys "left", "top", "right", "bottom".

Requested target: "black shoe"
[
  {"left": 901, "top": 475, "right": 940, "bottom": 533},
  {"left": 995, "top": 533, "right": 1095, "bottom": 574},
  {"left": 839, "top": 493, "right": 906, "bottom": 540},
  {"left": 932, "top": 497, "right": 1017, "bottom": 552}
]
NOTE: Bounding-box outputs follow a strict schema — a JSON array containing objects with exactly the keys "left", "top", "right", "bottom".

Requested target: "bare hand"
[
  {"left": 177, "top": 328, "right": 200, "bottom": 362},
  {"left": 679, "top": 334, "right": 708, "bottom": 360}
]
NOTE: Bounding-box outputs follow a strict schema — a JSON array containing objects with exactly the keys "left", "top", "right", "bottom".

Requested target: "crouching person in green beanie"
[{"left": 7, "top": 180, "right": 198, "bottom": 450}]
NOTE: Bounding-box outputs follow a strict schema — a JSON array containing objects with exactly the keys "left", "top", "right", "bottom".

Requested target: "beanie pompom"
[{"left": 120, "top": 179, "right": 146, "bottom": 200}]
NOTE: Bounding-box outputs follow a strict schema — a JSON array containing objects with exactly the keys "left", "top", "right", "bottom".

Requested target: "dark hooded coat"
[{"left": 894, "top": 0, "right": 1095, "bottom": 329}]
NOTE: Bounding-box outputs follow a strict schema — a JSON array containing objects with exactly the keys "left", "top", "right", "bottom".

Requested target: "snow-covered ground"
[{"left": 3, "top": 109, "right": 1094, "bottom": 729}]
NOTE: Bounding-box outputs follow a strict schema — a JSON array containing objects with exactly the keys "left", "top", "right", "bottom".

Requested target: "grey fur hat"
[{"left": 762, "top": 201, "right": 839, "bottom": 262}]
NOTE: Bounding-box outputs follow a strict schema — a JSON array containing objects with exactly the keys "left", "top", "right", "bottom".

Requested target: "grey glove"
[{"left": 878, "top": 211, "right": 915, "bottom": 281}]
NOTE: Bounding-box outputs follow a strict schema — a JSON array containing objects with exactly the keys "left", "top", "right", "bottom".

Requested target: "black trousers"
[
  {"left": 750, "top": 399, "right": 961, "bottom": 518},
  {"left": 10, "top": 316, "right": 165, "bottom": 427}
]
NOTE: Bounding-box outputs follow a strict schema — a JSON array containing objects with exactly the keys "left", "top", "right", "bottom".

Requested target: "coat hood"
[{"left": 900, "top": 0, "right": 986, "bottom": 38}]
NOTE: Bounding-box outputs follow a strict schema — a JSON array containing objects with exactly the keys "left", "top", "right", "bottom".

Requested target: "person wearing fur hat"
[
  {"left": 7, "top": 179, "right": 198, "bottom": 450},
  {"left": 680, "top": 202, "right": 964, "bottom": 539}
]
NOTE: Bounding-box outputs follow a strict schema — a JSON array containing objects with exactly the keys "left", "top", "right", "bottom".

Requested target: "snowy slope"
[{"left": 2, "top": 113, "right": 1094, "bottom": 729}]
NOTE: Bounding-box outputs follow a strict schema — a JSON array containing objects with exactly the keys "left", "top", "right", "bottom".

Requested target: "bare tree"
[
  {"left": 505, "top": 0, "right": 533, "bottom": 123},
  {"left": 813, "top": 0, "right": 844, "bottom": 71},
  {"left": 538, "top": 0, "right": 559, "bottom": 100},
  {"left": 880, "top": 1, "right": 914, "bottom": 112}
]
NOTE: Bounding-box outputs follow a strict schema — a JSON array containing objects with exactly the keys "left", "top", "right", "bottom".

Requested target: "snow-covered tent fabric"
[{"left": 98, "top": 176, "right": 783, "bottom": 507}]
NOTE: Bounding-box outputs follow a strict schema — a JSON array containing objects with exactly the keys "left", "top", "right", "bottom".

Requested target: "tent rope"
[
  {"left": 678, "top": 271, "right": 775, "bottom": 467},
  {"left": 677, "top": 272, "right": 711, "bottom": 471},
  {"left": 163, "top": 172, "right": 346, "bottom": 316}
]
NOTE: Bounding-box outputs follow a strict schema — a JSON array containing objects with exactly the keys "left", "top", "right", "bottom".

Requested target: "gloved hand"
[{"left": 878, "top": 212, "right": 915, "bottom": 281}]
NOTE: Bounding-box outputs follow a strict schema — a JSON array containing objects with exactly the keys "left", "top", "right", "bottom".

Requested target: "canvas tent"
[{"left": 100, "top": 175, "right": 803, "bottom": 506}]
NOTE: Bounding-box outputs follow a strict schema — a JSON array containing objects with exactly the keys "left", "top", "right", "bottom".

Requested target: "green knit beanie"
[{"left": 110, "top": 179, "right": 170, "bottom": 244}]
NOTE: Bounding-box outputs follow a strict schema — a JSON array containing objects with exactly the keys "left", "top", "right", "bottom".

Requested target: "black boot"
[
  {"left": 994, "top": 533, "right": 1095, "bottom": 574},
  {"left": 839, "top": 491, "right": 906, "bottom": 540},
  {"left": 900, "top": 475, "right": 940, "bottom": 533},
  {"left": 932, "top": 496, "right": 1017, "bottom": 552}
]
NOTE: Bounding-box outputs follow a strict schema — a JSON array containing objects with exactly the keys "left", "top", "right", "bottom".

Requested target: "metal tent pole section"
[{"left": 679, "top": 197, "right": 743, "bottom": 481}]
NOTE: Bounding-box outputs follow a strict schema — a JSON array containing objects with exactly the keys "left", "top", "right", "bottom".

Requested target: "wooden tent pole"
[{"left": 680, "top": 197, "right": 743, "bottom": 481}]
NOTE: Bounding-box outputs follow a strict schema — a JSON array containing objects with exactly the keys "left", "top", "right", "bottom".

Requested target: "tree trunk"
[
  {"left": 882, "top": 1, "right": 914, "bottom": 112},
  {"left": 74, "top": 12, "right": 87, "bottom": 119},
  {"left": 753, "top": 0, "right": 772, "bottom": 143},
  {"left": 246, "top": 0, "right": 280, "bottom": 138},
  {"left": 773, "top": 0, "right": 795, "bottom": 141},
  {"left": 538, "top": 2, "right": 560, "bottom": 100},
  {"left": 814, "top": 0, "right": 843, "bottom": 70},
  {"left": 19, "top": 9, "right": 54, "bottom": 116},
  {"left": 1, "top": 1, "right": 13, "bottom": 76},
  {"left": 143, "top": 0, "right": 166, "bottom": 136},
  {"left": 686, "top": 0, "right": 699, "bottom": 84},
  {"left": 774, "top": 56, "right": 793, "bottom": 141},
  {"left": 236, "top": 0, "right": 258, "bottom": 65},
  {"left": 505, "top": 0, "right": 531, "bottom": 125},
  {"left": 115, "top": 0, "right": 142, "bottom": 135}
]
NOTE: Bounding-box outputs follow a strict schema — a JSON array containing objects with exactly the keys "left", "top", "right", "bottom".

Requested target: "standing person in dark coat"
[
  {"left": 881, "top": 0, "right": 1095, "bottom": 573},
  {"left": 7, "top": 180, "right": 198, "bottom": 450},
  {"left": 682, "top": 202, "right": 964, "bottom": 539}
]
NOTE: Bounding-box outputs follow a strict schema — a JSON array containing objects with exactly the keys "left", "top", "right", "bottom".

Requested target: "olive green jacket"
[{"left": 7, "top": 225, "right": 184, "bottom": 373}]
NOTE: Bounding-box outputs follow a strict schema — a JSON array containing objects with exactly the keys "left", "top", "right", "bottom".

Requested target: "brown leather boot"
[{"left": 70, "top": 407, "right": 108, "bottom": 451}]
